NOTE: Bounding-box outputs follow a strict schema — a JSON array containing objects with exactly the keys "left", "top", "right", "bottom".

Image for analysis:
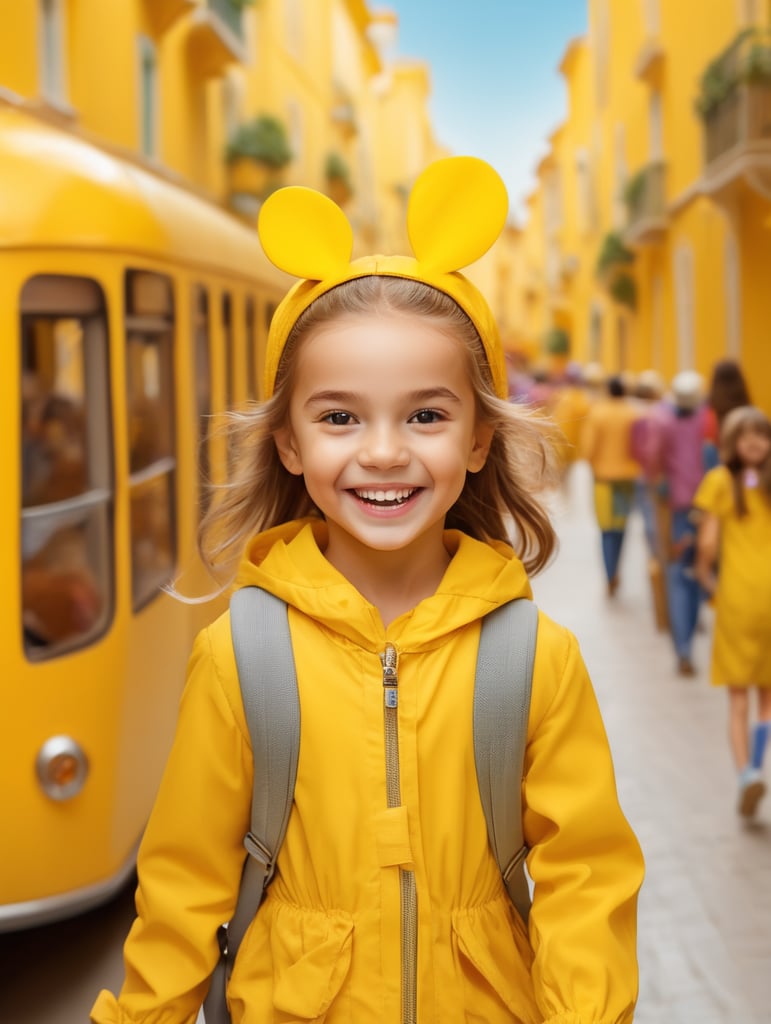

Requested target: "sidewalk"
[{"left": 532, "top": 462, "right": 770, "bottom": 1024}]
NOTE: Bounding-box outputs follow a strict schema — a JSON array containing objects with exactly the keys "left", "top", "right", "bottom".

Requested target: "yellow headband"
[{"left": 258, "top": 156, "right": 509, "bottom": 399}]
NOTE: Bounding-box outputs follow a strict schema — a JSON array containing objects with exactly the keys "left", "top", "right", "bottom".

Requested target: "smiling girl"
[
  {"left": 92, "top": 158, "right": 643, "bottom": 1024},
  {"left": 695, "top": 405, "right": 771, "bottom": 818}
]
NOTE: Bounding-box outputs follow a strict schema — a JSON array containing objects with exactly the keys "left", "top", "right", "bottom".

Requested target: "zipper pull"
[{"left": 381, "top": 644, "right": 398, "bottom": 708}]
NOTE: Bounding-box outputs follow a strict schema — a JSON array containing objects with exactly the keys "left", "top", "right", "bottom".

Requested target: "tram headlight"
[{"left": 35, "top": 736, "right": 89, "bottom": 801}]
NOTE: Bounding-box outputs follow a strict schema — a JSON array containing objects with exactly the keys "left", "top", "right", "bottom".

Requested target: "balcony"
[
  {"left": 188, "top": 0, "right": 247, "bottom": 78},
  {"left": 623, "top": 161, "right": 668, "bottom": 246},
  {"left": 143, "top": 0, "right": 196, "bottom": 36},
  {"left": 699, "top": 28, "right": 771, "bottom": 201},
  {"left": 634, "top": 37, "right": 665, "bottom": 86}
]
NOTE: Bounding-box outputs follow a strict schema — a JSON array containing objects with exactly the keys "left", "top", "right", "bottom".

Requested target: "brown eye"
[
  {"left": 410, "top": 409, "right": 442, "bottom": 424},
  {"left": 324, "top": 411, "right": 353, "bottom": 425}
]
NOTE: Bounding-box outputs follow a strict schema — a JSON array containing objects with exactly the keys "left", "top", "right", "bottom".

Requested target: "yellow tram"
[{"left": 0, "top": 104, "right": 287, "bottom": 930}]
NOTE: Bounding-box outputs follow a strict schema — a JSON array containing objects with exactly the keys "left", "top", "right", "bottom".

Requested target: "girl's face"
[
  {"left": 736, "top": 425, "right": 771, "bottom": 468},
  {"left": 275, "top": 310, "right": 493, "bottom": 569}
]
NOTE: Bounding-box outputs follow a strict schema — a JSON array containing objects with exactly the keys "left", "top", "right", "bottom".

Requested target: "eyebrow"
[{"left": 304, "top": 386, "right": 461, "bottom": 408}]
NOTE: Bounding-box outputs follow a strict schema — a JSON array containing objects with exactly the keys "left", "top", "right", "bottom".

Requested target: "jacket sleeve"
[
  {"left": 522, "top": 617, "right": 644, "bottom": 1024},
  {"left": 90, "top": 616, "right": 253, "bottom": 1024}
]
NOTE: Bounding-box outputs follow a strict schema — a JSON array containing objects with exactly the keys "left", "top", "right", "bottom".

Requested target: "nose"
[{"left": 358, "top": 422, "right": 409, "bottom": 468}]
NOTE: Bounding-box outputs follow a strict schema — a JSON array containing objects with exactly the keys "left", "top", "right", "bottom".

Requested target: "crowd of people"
[{"left": 512, "top": 355, "right": 771, "bottom": 819}]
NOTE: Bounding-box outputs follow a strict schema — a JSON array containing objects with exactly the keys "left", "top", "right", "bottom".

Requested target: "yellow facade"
[
  {"left": 518, "top": 0, "right": 771, "bottom": 414},
  {"left": 0, "top": 2, "right": 448, "bottom": 256}
]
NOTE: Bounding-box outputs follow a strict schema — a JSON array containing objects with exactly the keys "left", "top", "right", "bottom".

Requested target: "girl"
[
  {"left": 91, "top": 158, "right": 643, "bottom": 1024},
  {"left": 694, "top": 405, "right": 771, "bottom": 818}
]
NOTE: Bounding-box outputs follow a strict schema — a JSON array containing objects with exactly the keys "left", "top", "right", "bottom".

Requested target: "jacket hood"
[{"left": 234, "top": 518, "right": 532, "bottom": 653}]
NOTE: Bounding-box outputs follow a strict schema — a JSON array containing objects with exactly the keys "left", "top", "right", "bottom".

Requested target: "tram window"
[
  {"left": 125, "top": 270, "right": 176, "bottom": 610},
  {"left": 265, "top": 301, "right": 277, "bottom": 331},
  {"left": 262, "top": 301, "right": 277, "bottom": 400},
  {"left": 222, "top": 292, "right": 234, "bottom": 408},
  {"left": 245, "top": 296, "right": 257, "bottom": 402},
  {"left": 20, "top": 275, "right": 113, "bottom": 659},
  {"left": 193, "top": 285, "right": 211, "bottom": 515}
]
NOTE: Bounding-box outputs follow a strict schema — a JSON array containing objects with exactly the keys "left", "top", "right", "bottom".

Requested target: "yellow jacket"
[
  {"left": 92, "top": 519, "right": 643, "bottom": 1024},
  {"left": 580, "top": 398, "right": 641, "bottom": 482}
]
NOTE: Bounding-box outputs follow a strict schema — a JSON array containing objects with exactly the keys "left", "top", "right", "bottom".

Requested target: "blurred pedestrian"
[
  {"left": 703, "top": 359, "right": 752, "bottom": 470},
  {"left": 581, "top": 374, "right": 642, "bottom": 595},
  {"left": 694, "top": 405, "right": 771, "bottom": 818},
  {"left": 629, "top": 369, "right": 669, "bottom": 629},
  {"left": 551, "top": 361, "right": 591, "bottom": 487},
  {"left": 644, "top": 371, "right": 709, "bottom": 676}
]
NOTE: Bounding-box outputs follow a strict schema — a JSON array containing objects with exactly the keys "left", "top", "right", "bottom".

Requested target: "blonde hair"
[
  {"left": 720, "top": 405, "right": 771, "bottom": 516},
  {"left": 199, "top": 277, "right": 559, "bottom": 579}
]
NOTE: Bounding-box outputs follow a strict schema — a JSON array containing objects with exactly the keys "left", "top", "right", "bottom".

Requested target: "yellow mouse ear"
[
  {"left": 407, "top": 156, "right": 508, "bottom": 273},
  {"left": 258, "top": 186, "right": 354, "bottom": 280}
]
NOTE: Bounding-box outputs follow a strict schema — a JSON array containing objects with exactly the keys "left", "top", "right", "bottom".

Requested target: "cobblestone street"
[{"left": 533, "top": 463, "right": 771, "bottom": 1024}]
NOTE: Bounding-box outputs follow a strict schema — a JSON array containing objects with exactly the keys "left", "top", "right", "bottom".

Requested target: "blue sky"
[{"left": 384, "top": 2, "right": 587, "bottom": 222}]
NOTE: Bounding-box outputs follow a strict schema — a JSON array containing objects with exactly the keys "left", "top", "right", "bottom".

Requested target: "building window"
[
  {"left": 589, "top": 304, "right": 603, "bottom": 362},
  {"left": 649, "top": 91, "right": 663, "bottom": 160},
  {"left": 284, "top": 0, "right": 303, "bottom": 61},
  {"left": 613, "top": 123, "right": 627, "bottom": 230},
  {"left": 673, "top": 244, "right": 695, "bottom": 370},
  {"left": 138, "top": 35, "right": 158, "bottom": 159},
  {"left": 222, "top": 70, "right": 245, "bottom": 142},
  {"left": 20, "top": 275, "right": 113, "bottom": 658},
  {"left": 193, "top": 286, "right": 212, "bottom": 514},
  {"left": 125, "top": 271, "right": 176, "bottom": 610},
  {"left": 738, "top": 0, "right": 762, "bottom": 26},
  {"left": 222, "top": 292, "right": 235, "bottom": 408},
  {"left": 651, "top": 273, "right": 664, "bottom": 370},
  {"left": 287, "top": 99, "right": 304, "bottom": 173},
  {"left": 592, "top": 0, "right": 610, "bottom": 109},
  {"left": 39, "top": 0, "right": 68, "bottom": 107},
  {"left": 724, "top": 232, "right": 741, "bottom": 358},
  {"left": 642, "top": 0, "right": 661, "bottom": 35},
  {"left": 245, "top": 296, "right": 257, "bottom": 401}
]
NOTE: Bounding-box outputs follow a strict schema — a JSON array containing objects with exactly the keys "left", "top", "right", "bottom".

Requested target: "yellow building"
[
  {"left": 518, "top": 0, "right": 771, "bottom": 414},
  {"left": 0, "top": 2, "right": 448, "bottom": 252}
]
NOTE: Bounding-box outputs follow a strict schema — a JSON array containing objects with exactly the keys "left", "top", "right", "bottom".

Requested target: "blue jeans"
[
  {"left": 601, "top": 530, "right": 625, "bottom": 583},
  {"left": 666, "top": 508, "right": 703, "bottom": 660}
]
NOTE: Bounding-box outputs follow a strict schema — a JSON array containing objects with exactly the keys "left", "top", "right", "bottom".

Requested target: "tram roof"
[{"left": 0, "top": 106, "right": 288, "bottom": 284}]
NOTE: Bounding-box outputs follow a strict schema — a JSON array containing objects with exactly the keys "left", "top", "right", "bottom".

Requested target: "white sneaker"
[{"left": 738, "top": 766, "right": 766, "bottom": 818}]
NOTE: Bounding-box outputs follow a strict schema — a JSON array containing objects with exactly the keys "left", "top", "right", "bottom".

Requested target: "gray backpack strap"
[
  {"left": 474, "top": 598, "right": 538, "bottom": 923},
  {"left": 203, "top": 587, "right": 300, "bottom": 1024}
]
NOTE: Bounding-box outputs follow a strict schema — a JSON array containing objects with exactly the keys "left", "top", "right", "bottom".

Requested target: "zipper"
[{"left": 381, "top": 643, "right": 418, "bottom": 1024}]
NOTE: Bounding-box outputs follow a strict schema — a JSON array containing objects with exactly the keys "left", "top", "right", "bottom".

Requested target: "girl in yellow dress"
[{"left": 694, "top": 406, "right": 771, "bottom": 818}]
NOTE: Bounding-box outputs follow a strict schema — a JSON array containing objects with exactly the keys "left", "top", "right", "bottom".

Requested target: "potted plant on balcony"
[
  {"left": 543, "top": 326, "right": 571, "bottom": 376},
  {"left": 324, "top": 152, "right": 353, "bottom": 206},
  {"left": 225, "top": 114, "right": 292, "bottom": 203},
  {"left": 595, "top": 231, "right": 634, "bottom": 280},
  {"left": 742, "top": 39, "right": 771, "bottom": 85},
  {"left": 608, "top": 273, "right": 637, "bottom": 311},
  {"left": 623, "top": 169, "right": 647, "bottom": 218}
]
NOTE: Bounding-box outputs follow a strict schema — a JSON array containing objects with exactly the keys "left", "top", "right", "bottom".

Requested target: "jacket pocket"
[
  {"left": 270, "top": 903, "right": 354, "bottom": 1022},
  {"left": 451, "top": 897, "right": 539, "bottom": 1024}
]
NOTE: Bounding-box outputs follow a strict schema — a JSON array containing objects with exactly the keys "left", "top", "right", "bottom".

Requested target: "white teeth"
[{"left": 354, "top": 488, "right": 415, "bottom": 502}]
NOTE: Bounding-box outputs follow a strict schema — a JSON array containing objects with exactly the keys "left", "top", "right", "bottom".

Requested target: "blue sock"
[{"left": 751, "top": 721, "right": 770, "bottom": 770}]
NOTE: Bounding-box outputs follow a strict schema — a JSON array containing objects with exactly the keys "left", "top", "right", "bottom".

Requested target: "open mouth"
[{"left": 351, "top": 487, "right": 419, "bottom": 508}]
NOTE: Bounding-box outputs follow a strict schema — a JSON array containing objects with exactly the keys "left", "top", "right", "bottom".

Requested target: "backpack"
[{"left": 203, "top": 586, "right": 538, "bottom": 1024}]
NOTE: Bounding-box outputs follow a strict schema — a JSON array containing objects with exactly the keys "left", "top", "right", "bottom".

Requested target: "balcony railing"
[
  {"left": 209, "top": 0, "right": 245, "bottom": 40},
  {"left": 189, "top": 0, "right": 247, "bottom": 77},
  {"left": 699, "top": 28, "right": 771, "bottom": 167},
  {"left": 623, "top": 161, "right": 667, "bottom": 245}
]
